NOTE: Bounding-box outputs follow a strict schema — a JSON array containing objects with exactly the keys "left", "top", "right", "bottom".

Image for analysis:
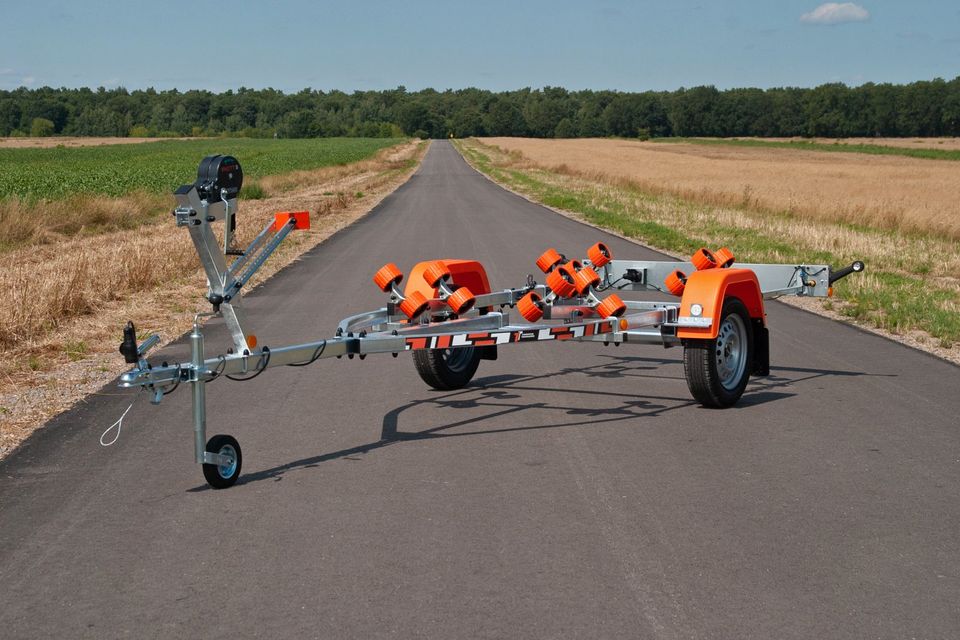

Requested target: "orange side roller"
[
  {"left": 536, "top": 248, "right": 563, "bottom": 273},
  {"left": 546, "top": 265, "right": 577, "bottom": 298},
  {"left": 597, "top": 294, "right": 626, "bottom": 318},
  {"left": 713, "top": 247, "right": 735, "bottom": 268},
  {"left": 691, "top": 248, "right": 718, "bottom": 271},
  {"left": 399, "top": 290, "right": 430, "bottom": 320},
  {"left": 664, "top": 269, "right": 687, "bottom": 296},
  {"left": 517, "top": 291, "right": 544, "bottom": 322},
  {"left": 587, "top": 242, "right": 612, "bottom": 268},
  {"left": 447, "top": 287, "right": 476, "bottom": 315},
  {"left": 573, "top": 266, "right": 601, "bottom": 295},
  {"left": 422, "top": 261, "right": 452, "bottom": 288},
  {"left": 373, "top": 263, "right": 403, "bottom": 292}
]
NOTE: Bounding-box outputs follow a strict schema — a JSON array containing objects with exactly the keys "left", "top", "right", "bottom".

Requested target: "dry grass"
[
  {"left": 0, "top": 136, "right": 192, "bottom": 149},
  {"left": 481, "top": 137, "right": 960, "bottom": 240},
  {"left": 0, "top": 191, "right": 169, "bottom": 249},
  {"left": 0, "top": 140, "right": 427, "bottom": 459}
]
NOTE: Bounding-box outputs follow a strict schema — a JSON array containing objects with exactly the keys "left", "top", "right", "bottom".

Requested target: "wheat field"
[{"left": 481, "top": 137, "right": 960, "bottom": 240}]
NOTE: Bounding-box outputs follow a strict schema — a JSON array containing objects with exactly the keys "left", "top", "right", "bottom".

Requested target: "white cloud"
[
  {"left": 801, "top": 3, "right": 870, "bottom": 25},
  {"left": 0, "top": 68, "right": 14, "bottom": 75},
  {"left": 22, "top": 76, "right": 35, "bottom": 85}
]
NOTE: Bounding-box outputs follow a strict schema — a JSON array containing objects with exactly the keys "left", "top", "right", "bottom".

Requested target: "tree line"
[{"left": 2, "top": 78, "right": 959, "bottom": 140}]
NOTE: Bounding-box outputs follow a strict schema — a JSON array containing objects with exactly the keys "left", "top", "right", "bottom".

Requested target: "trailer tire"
[
  {"left": 413, "top": 347, "right": 481, "bottom": 390},
  {"left": 202, "top": 434, "right": 242, "bottom": 489},
  {"left": 683, "top": 297, "right": 753, "bottom": 408}
]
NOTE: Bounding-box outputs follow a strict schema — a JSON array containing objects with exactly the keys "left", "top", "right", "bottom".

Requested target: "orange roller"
[
  {"left": 573, "top": 266, "right": 601, "bottom": 295},
  {"left": 691, "top": 248, "right": 718, "bottom": 271},
  {"left": 517, "top": 291, "right": 544, "bottom": 322},
  {"left": 714, "top": 247, "right": 735, "bottom": 268},
  {"left": 399, "top": 290, "right": 430, "bottom": 320},
  {"left": 422, "top": 261, "right": 451, "bottom": 288},
  {"left": 597, "top": 294, "right": 627, "bottom": 318},
  {"left": 373, "top": 263, "right": 403, "bottom": 292},
  {"left": 447, "top": 287, "right": 476, "bottom": 315},
  {"left": 664, "top": 269, "right": 687, "bottom": 296},
  {"left": 536, "top": 248, "right": 563, "bottom": 273},
  {"left": 587, "top": 242, "right": 612, "bottom": 268},
  {"left": 547, "top": 265, "right": 577, "bottom": 298}
]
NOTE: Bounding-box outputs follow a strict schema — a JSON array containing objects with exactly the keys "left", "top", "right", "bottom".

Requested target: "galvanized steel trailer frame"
[{"left": 116, "top": 158, "right": 864, "bottom": 488}]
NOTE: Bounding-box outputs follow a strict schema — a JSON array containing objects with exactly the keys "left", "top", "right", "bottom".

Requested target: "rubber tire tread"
[
  {"left": 413, "top": 348, "right": 481, "bottom": 390},
  {"left": 682, "top": 297, "right": 753, "bottom": 408}
]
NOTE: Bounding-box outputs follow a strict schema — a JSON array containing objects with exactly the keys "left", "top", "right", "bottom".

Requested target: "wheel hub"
[{"left": 715, "top": 314, "right": 747, "bottom": 390}]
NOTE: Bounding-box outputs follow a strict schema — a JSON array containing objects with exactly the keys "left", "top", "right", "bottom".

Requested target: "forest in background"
[{"left": 2, "top": 78, "right": 959, "bottom": 140}]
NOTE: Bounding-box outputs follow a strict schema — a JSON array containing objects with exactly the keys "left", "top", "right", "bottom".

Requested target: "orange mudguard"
[
  {"left": 676, "top": 268, "right": 765, "bottom": 340},
  {"left": 404, "top": 259, "right": 492, "bottom": 308}
]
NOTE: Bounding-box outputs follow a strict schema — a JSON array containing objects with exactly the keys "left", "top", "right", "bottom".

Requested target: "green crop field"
[{"left": 0, "top": 138, "right": 405, "bottom": 200}]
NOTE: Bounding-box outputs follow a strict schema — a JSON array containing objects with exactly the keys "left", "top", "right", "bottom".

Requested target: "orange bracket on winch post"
[
  {"left": 676, "top": 268, "right": 765, "bottom": 340},
  {"left": 272, "top": 211, "right": 311, "bottom": 232},
  {"left": 404, "top": 259, "right": 492, "bottom": 311}
]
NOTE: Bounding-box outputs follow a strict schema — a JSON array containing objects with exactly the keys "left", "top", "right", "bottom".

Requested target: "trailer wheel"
[
  {"left": 683, "top": 297, "right": 753, "bottom": 408},
  {"left": 413, "top": 347, "right": 481, "bottom": 390},
  {"left": 202, "top": 434, "right": 242, "bottom": 489}
]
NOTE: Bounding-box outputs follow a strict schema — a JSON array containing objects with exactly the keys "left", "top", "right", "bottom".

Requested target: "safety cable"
[
  {"left": 160, "top": 363, "right": 182, "bottom": 396},
  {"left": 100, "top": 395, "right": 138, "bottom": 447},
  {"left": 226, "top": 346, "right": 271, "bottom": 381},
  {"left": 287, "top": 340, "right": 327, "bottom": 367}
]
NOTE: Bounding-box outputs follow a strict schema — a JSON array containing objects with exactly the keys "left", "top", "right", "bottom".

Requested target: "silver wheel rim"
[
  {"left": 715, "top": 314, "right": 748, "bottom": 391},
  {"left": 217, "top": 444, "right": 238, "bottom": 479},
  {"left": 442, "top": 347, "right": 475, "bottom": 373}
]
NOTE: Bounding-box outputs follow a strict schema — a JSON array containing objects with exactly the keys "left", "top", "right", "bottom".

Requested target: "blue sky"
[{"left": 0, "top": 0, "right": 957, "bottom": 92}]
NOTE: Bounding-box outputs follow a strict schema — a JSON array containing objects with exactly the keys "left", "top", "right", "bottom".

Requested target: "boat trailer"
[{"left": 117, "top": 156, "right": 865, "bottom": 488}]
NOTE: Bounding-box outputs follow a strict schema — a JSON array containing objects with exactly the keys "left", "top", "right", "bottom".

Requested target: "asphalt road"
[{"left": 2, "top": 141, "right": 958, "bottom": 639}]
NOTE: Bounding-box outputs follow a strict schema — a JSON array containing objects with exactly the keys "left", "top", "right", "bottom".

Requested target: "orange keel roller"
[
  {"left": 536, "top": 248, "right": 563, "bottom": 273},
  {"left": 446, "top": 287, "right": 476, "bottom": 315},
  {"left": 399, "top": 290, "right": 430, "bottom": 320},
  {"left": 587, "top": 242, "right": 612, "bottom": 268},
  {"left": 573, "top": 266, "right": 601, "bottom": 295},
  {"left": 373, "top": 263, "right": 403, "bottom": 292},
  {"left": 713, "top": 247, "right": 735, "bottom": 268},
  {"left": 517, "top": 291, "right": 544, "bottom": 322},
  {"left": 691, "top": 248, "right": 718, "bottom": 271},
  {"left": 597, "top": 294, "right": 627, "bottom": 318},
  {"left": 664, "top": 269, "right": 687, "bottom": 296}
]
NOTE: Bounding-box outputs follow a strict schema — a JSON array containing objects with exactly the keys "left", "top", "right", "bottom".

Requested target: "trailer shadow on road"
[{"left": 188, "top": 355, "right": 888, "bottom": 490}]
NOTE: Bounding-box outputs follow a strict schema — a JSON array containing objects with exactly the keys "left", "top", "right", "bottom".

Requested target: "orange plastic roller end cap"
[
  {"left": 587, "top": 242, "right": 612, "bottom": 268},
  {"left": 597, "top": 294, "right": 627, "bottom": 318},
  {"left": 373, "top": 263, "right": 403, "bottom": 292},
  {"left": 691, "top": 248, "right": 718, "bottom": 271},
  {"left": 536, "top": 248, "right": 563, "bottom": 273},
  {"left": 399, "top": 291, "right": 430, "bottom": 320},
  {"left": 517, "top": 291, "right": 544, "bottom": 322},
  {"left": 447, "top": 287, "right": 476, "bottom": 315}
]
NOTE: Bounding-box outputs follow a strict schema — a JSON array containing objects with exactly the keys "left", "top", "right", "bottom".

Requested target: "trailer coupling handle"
[{"left": 829, "top": 260, "right": 865, "bottom": 285}]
